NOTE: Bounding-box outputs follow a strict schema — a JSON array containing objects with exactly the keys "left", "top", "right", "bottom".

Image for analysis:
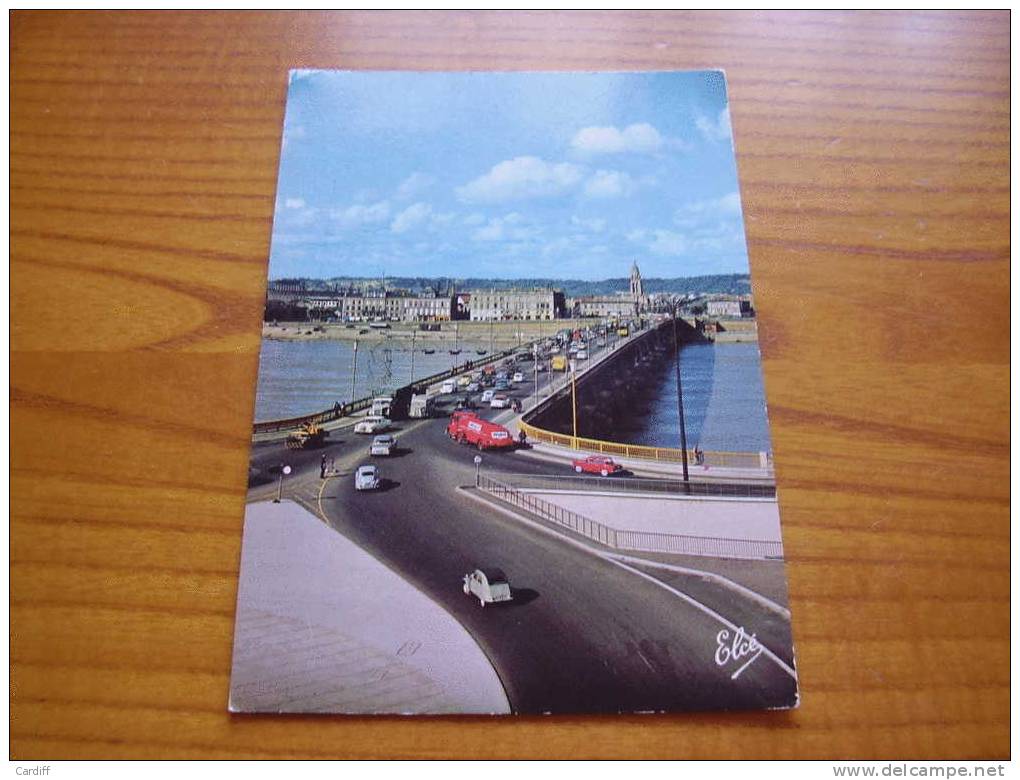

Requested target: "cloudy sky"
[{"left": 269, "top": 70, "right": 749, "bottom": 281}]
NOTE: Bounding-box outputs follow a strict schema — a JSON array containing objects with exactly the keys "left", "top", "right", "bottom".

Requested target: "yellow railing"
[{"left": 517, "top": 420, "right": 770, "bottom": 469}]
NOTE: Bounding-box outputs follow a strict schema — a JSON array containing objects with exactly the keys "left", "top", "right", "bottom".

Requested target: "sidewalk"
[
  {"left": 514, "top": 439, "right": 774, "bottom": 482},
  {"left": 229, "top": 501, "right": 510, "bottom": 715}
]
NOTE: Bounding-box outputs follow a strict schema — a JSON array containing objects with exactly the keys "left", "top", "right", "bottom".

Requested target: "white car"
[
  {"left": 512, "top": 372, "right": 524, "bottom": 383},
  {"left": 354, "top": 416, "right": 389, "bottom": 435},
  {"left": 370, "top": 434, "right": 395, "bottom": 456},
  {"left": 462, "top": 568, "right": 512, "bottom": 607},
  {"left": 354, "top": 464, "right": 381, "bottom": 491},
  {"left": 490, "top": 394, "right": 511, "bottom": 409},
  {"left": 481, "top": 389, "right": 496, "bottom": 403},
  {"left": 466, "top": 381, "right": 481, "bottom": 392},
  {"left": 576, "top": 349, "right": 588, "bottom": 360},
  {"left": 441, "top": 380, "right": 456, "bottom": 394}
]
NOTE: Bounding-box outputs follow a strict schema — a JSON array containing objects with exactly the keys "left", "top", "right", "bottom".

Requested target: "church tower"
[{"left": 629, "top": 261, "right": 644, "bottom": 299}]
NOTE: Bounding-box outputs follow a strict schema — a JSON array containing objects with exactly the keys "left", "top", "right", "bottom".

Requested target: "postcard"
[{"left": 229, "top": 69, "right": 798, "bottom": 715}]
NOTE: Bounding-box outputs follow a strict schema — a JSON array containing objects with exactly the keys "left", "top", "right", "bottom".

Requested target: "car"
[
  {"left": 490, "top": 394, "right": 511, "bottom": 409},
  {"left": 536, "top": 362, "right": 547, "bottom": 372},
  {"left": 494, "top": 380, "right": 510, "bottom": 391},
  {"left": 440, "top": 380, "right": 456, "bottom": 394},
  {"left": 354, "top": 416, "right": 390, "bottom": 434},
  {"left": 354, "top": 464, "right": 381, "bottom": 491},
  {"left": 511, "top": 372, "right": 524, "bottom": 383},
  {"left": 457, "top": 375, "right": 472, "bottom": 388},
  {"left": 480, "top": 389, "right": 496, "bottom": 403},
  {"left": 466, "top": 381, "right": 481, "bottom": 392},
  {"left": 370, "top": 434, "right": 396, "bottom": 456},
  {"left": 572, "top": 455, "right": 623, "bottom": 477},
  {"left": 462, "top": 567, "right": 513, "bottom": 607},
  {"left": 576, "top": 349, "right": 588, "bottom": 360}
]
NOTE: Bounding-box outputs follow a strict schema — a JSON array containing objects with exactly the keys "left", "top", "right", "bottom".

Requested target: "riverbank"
[{"left": 263, "top": 319, "right": 600, "bottom": 346}]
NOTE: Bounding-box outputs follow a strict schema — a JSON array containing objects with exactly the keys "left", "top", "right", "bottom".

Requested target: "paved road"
[{"left": 246, "top": 377, "right": 798, "bottom": 714}]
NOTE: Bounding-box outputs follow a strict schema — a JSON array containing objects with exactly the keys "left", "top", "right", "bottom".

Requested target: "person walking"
[{"left": 320, "top": 454, "right": 328, "bottom": 479}]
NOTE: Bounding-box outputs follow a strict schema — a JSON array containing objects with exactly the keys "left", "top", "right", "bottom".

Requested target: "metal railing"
[
  {"left": 516, "top": 420, "right": 772, "bottom": 469},
  {"left": 478, "top": 474, "right": 783, "bottom": 560},
  {"left": 497, "top": 473, "right": 776, "bottom": 499},
  {"left": 252, "top": 342, "right": 531, "bottom": 434}
]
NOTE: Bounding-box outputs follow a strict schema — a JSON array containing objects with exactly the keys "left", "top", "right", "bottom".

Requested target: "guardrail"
[
  {"left": 517, "top": 420, "right": 771, "bottom": 469},
  {"left": 252, "top": 341, "right": 532, "bottom": 435},
  {"left": 497, "top": 473, "right": 776, "bottom": 499},
  {"left": 478, "top": 474, "right": 783, "bottom": 560}
]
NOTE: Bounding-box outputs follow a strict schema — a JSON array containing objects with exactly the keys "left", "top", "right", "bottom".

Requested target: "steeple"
[{"left": 629, "top": 261, "right": 643, "bottom": 299}]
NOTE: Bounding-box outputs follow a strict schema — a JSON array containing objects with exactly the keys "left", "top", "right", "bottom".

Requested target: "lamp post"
[
  {"left": 473, "top": 455, "right": 482, "bottom": 487},
  {"left": 669, "top": 299, "right": 691, "bottom": 493},
  {"left": 274, "top": 464, "right": 292, "bottom": 503},
  {"left": 570, "top": 358, "right": 579, "bottom": 449}
]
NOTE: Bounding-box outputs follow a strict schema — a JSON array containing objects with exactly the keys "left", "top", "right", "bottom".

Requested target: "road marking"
[{"left": 458, "top": 486, "right": 797, "bottom": 682}]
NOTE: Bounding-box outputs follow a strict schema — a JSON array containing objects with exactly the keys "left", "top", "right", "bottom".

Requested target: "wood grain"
[{"left": 10, "top": 10, "right": 1009, "bottom": 759}]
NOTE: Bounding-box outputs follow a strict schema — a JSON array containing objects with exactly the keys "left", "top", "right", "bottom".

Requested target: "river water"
[
  {"left": 619, "top": 342, "right": 772, "bottom": 452},
  {"left": 253, "top": 337, "right": 498, "bottom": 422},
  {"left": 255, "top": 337, "right": 772, "bottom": 452}
]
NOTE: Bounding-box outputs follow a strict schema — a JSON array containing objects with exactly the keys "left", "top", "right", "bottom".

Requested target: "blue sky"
[{"left": 269, "top": 70, "right": 749, "bottom": 282}]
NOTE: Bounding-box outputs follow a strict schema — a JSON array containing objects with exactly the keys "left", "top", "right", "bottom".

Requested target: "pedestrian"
[{"left": 320, "top": 454, "right": 327, "bottom": 479}]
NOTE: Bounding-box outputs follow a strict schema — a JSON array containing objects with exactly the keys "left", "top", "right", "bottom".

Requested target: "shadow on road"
[
  {"left": 377, "top": 479, "right": 402, "bottom": 492},
  {"left": 509, "top": 587, "right": 539, "bottom": 606}
]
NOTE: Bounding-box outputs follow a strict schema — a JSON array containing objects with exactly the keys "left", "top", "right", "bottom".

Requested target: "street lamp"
[
  {"left": 668, "top": 298, "right": 691, "bottom": 493},
  {"left": 569, "top": 358, "right": 579, "bottom": 449},
  {"left": 473, "top": 455, "right": 482, "bottom": 487},
  {"left": 274, "top": 464, "right": 292, "bottom": 503}
]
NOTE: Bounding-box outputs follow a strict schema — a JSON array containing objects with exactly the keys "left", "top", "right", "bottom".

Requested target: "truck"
[
  {"left": 446, "top": 411, "right": 514, "bottom": 451},
  {"left": 551, "top": 354, "right": 568, "bottom": 372},
  {"left": 371, "top": 397, "right": 393, "bottom": 417},
  {"left": 409, "top": 393, "right": 435, "bottom": 419}
]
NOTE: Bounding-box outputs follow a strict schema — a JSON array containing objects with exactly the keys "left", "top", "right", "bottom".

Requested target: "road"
[{"left": 246, "top": 361, "right": 798, "bottom": 714}]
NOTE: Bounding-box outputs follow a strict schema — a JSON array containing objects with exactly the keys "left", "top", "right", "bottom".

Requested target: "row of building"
[{"left": 266, "top": 263, "right": 752, "bottom": 322}]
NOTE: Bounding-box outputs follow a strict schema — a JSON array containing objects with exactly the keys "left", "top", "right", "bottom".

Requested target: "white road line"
[{"left": 458, "top": 486, "right": 797, "bottom": 682}]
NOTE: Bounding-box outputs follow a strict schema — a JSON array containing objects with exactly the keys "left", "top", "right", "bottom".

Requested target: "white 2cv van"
[{"left": 462, "top": 567, "right": 513, "bottom": 607}]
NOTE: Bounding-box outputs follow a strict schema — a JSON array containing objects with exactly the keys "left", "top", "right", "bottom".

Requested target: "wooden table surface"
[{"left": 10, "top": 10, "right": 1010, "bottom": 760}]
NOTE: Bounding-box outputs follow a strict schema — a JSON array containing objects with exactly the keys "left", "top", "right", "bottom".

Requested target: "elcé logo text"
[{"left": 714, "top": 627, "right": 763, "bottom": 680}]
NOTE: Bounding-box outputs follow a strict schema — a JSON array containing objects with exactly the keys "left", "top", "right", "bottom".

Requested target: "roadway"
[{"left": 246, "top": 372, "right": 798, "bottom": 715}]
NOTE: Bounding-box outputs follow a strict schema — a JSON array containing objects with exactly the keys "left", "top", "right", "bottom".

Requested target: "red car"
[{"left": 572, "top": 455, "right": 622, "bottom": 477}]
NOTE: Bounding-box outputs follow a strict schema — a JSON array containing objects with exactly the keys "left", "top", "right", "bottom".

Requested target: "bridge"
[{"left": 240, "top": 314, "right": 795, "bottom": 715}]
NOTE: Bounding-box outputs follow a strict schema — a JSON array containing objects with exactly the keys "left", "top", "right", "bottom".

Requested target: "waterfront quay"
[{"left": 240, "top": 315, "right": 794, "bottom": 715}]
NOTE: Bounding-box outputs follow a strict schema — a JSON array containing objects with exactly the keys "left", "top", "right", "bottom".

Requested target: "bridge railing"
[
  {"left": 252, "top": 341, "right": 530, "bottom": 435},
  {"left": 477, "top": 474, "right": 783, "bottom": 560},
  {"left": 497, "top": 473, "right": 776, "bottom": 499},
  {"left": 516, "top": 420, "right": 771, "bottom": 469}
]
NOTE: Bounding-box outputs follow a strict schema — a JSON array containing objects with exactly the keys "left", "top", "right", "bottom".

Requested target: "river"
[
  {"left": 617, "top": 341, "right": 772, "bottom": 452},
  {"left": 253, "top": 337, "right": 498, "bottom": 422}
]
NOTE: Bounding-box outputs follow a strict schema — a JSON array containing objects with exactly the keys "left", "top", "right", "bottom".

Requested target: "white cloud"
[
  {"left": 696, "top": 108, "right": 732, "bottom": 143},
  {"left": 457, "top": 156, "right": 584, "bottom": 203},
  {"left": 390, "top": 202, "right": 433, "bottom": 234},
  {"left": 396, "top": 172, "right": 434, "bottom": 200},
  {"left": 284, "top": 197, "right": 305, "bottom": 209},
  {"left": 676, "top": 191, "right": 742, "bottom": 218},
  {"left": 570, "top": 123, "right": 666, "bottom": 155},
  {"left": 648, "top": 229, "right": 688, "bottom": 256},
  {"left": 571, "top": 216, "right": 606, "bottom": 233},
  {"left": 583, "top": 169, "right": 638, "bottom": 199},
  {"left": 472, "top": 213, "right": 534, "bottom": 242},
  {"left": 674, "top": 192, "right": 743, "bottom": 230},
  {"left": 464, "top": 213, "right": 486, "bottom": 226},
  {"left": 628, "top": 228, "right": 687, "bottom": 256},
  {"left": 330, "top": 200, "right": 390, "bottom": 229}
]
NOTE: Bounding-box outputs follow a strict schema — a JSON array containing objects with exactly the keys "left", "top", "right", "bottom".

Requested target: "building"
[
  {"left": 706, "top": 297, "right": 754, "bottom": 318},
  {"left": 465, "top": 288, "right": 565, "bottom": 321},
  {"left": 569, "top": 261, "right": 647, "bottom": 318}
]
